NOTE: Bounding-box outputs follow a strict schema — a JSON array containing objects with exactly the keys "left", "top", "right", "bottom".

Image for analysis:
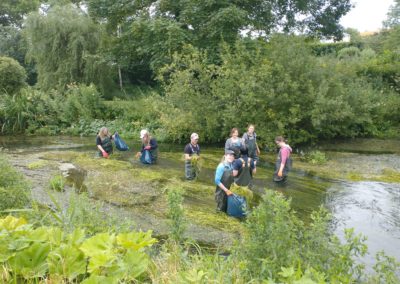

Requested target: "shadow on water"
[{"left": 1, "top": 135, "right": 400, "bottom": 265}]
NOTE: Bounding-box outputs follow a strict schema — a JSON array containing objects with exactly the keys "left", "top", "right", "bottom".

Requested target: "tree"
[
  {"left": 83, "top": 0, "right": 352, "bottom": 83},
  {"left": 24, "top": 4, "right": 110, "bottom": 91},
  {"left": 0, "top": 56, "right": 27, "bottom": 94},
  {"left": 383, "top": 0, "right": 400, "bottom": 29},
  {"left": 0, "top": 0, "right": 40, "bottom": 27}
]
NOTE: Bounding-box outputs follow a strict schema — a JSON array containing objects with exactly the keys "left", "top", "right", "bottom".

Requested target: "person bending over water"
[
  {"left": 96, "top": 127, "right": 114, "bottom": 158},
  {"left": 137, "top": 129, "right": 158, "bottom": 164}
]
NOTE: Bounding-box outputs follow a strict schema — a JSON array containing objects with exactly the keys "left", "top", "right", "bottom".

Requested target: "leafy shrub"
[
  {"left": 304, "top": 150, "right": 328, "bottom": 164},
  {"left": 49, "top": 174, "right": 65, "bottom": 192},
  {"left": 167, "top": 186, "right": 186, "bottom": 242},
  {"left": 0, "top": 155, "right": 31, "bottom": 213},
  {"left": 0, "top": 215, "right": 157, "bottom": 283},
  {"left": 0, "top": 56, "right": 27, "bottom": 95}
]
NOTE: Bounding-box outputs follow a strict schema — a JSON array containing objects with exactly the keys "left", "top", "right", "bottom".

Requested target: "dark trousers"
[{"left": 215, "top": 187, "right": 227, "bottom": 212}]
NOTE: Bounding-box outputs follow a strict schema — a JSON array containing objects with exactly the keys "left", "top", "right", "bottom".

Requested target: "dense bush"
[
  {"left": 0, "top": 155, "right": 31, "bottom": 213},
  {"left": 0, "top": 56, "right": 27, "bottom": 95},
  {"left": 155, "top": 35, "right": 398, "bottom": 145}
]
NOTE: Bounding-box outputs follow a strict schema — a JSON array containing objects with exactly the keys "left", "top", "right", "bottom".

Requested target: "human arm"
[
  {"left": 277, "top": 148, "right": 289, "bottom": 177},
  {"left": 214, "top": 165, "right": 233, "bottom": 195},
  {"left": 224, "top": 139, "right": 231, "bottom": 152}
]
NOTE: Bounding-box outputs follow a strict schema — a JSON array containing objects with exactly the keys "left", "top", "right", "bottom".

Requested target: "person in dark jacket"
[
  {"left": 184, "top": 133, "right": 200, "bottom": 180},
  {"left": 137, "top": 129, "right": 158, "bottom": 164},
  {"left": 96, "top": 127, "right": 114, "bottom": 158}
]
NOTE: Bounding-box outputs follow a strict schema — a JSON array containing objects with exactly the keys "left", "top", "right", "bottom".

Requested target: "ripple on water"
[{"left": 326, "top": 181, "right": 400, "bottom": 268}]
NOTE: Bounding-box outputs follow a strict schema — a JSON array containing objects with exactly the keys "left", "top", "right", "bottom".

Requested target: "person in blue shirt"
[
  {"left": 136, "top": 129, "right": 158, "bottom": 164},
  {"left": 214, "top": 150, "right": 235, "bottom": 212}
]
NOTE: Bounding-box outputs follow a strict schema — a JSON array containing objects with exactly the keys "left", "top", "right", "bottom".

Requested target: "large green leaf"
[
  {"left": 87, "top": 252, "right": 116, "bottom": 274},
  {"left": 8, "top": 242, "right": 50, "bottom": 279},
  {"left": 47, "top": 244, "right": 86, "bottom": 281},
  {"left": 0, "top": 216, "right": 27, "bottom": 231},
  {"left": 67, "top": 228, "right": 86, "bottom": 246},
  {"left": 108, "top": 250, "right": 149, "bottom": 280},
  {"left": 80, "top": 233, "right": 115, "bottom": 257},
  {"left": 116, "top": 231, "right": 157, "bottom": 251}
]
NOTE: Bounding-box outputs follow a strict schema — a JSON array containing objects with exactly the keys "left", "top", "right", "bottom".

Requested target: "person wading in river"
[
  {"left": 232, "top": 149, "right": 256, "bottom": 188},
  {"left": 273, "top": 136, "right": 292, "bottom": 184},
  {"left": 214, "top": 150, "right": 235, "bottom": 213},
  {"left": 242, "top": 124, "right": 260, "bottom": 169},
  {"left": 136, "top": 129, "right": 158, "bottom": 164},
  {"left": 184, "top": 133, "right": 200, "bottom": 180},
  {"left": 96, "top": 127, "right": 114, "bottom": 158},
  {"left": 225, "top": 128, "right": 246, "bottom": 159}
]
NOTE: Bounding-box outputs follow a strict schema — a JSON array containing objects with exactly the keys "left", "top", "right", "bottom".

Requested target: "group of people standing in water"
[{"left": 96, "top": 124, "right": 292, "bottom": 214}]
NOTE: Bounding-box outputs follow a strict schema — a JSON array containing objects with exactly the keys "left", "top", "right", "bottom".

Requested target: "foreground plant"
[{"left": 0, "top": 216, "right": 157, "bottom": 283}]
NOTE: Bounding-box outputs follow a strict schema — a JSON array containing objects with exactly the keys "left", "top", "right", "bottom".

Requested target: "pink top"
[{"left": 280, "top": 145, "right": 292, "bottom": 165}]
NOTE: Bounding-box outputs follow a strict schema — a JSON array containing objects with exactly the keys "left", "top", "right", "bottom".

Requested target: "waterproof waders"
[
  {"left": 98, "top": 136, "right": 113, "bottom": 157},
  {"left": 215, "top": 167, "right": 234, "bottom": 212},
  {"left": 234, "top": 158, "right": 253, "bottom": 188},
  {"left": 273, "top": 147, "right": 292, "bottom": 184}
]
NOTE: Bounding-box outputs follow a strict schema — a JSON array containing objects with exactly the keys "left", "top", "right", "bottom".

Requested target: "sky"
[{"left": 340, "top": 0, "right": 395, "bottom": 32}]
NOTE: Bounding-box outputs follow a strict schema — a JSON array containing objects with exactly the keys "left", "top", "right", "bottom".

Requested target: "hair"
[
  {"left": 248, "top": 124, "right": 255, "bottom": 129},
  {"left": 98, "top": 127, "right": 109, "bottom": 140},
  {"left": 275, "top": 136, "right": 285, "bottom": 143},
  {"left": 230, "top": 128, "right": 239, "bottom": 137}
]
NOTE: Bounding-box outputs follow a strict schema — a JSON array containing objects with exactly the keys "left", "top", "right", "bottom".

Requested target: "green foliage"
[
  {"left": 304, "top": 150, "right": 328, "bottom": 165},
  {"left": 48, "top": 174, "right": 65, "bottom": 192},
  {"left": 0, "top": 215, "right": 156, "bottom": 282},
  {"left": 24, "top": 4, "right": 107, "bottom": 91},
  {"left": 338, "top": 46, "right": 361, "bottom": 59},
  {"left": 0, "top": 0, "right": 40, "bottom": 27},
  {"left": 167, "top": 186, "right": 186, "bottom": 242},
  {"left": 0, "top": 56, "right": 27, "bottom": 95},
  {"left": 0, "top": 155, "right": 31, "bottom": 214},
  {"left": 238, "top": 191, "right": 368, "bottom": 282}
]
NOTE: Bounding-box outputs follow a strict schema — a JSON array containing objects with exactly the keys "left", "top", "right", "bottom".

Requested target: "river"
[{"left": 1, "top": 135, "right": 399, "bottom": 267}]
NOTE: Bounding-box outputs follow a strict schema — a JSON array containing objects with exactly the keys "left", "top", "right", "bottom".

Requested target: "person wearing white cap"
[
  {"left": 184, "top": 133, "right": 200, "bottom": 180},
  {"left": 136, "top": 129, "right": 158, "bottom": 164}
]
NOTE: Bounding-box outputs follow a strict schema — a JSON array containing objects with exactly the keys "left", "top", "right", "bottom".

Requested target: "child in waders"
[
  {"left": 273, "top": 136, "right": 292, "bottom": 184},
  {"left": 214, "top": 150, "right": 235, "bottom": 212},
  {"left": 96, "top": 127, "right": 114, "bottom": 158},
  {"left": 184, "top": 133, "right": 200, "bottom": 180}
]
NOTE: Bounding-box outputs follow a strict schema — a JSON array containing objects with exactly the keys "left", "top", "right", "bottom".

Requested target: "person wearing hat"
[
  {"left": 136, "top": 129, "right": 158, "bottom": 164},
  {"left": 214, "top": 150, "right": 235, "bottom": 212},
  {"left": 184, "top": 133, "right": 201, "bottom": 180}
]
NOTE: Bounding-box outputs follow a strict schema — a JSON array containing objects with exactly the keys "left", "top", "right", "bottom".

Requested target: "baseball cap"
[
  {"left": 140, "top": 129, "right": 148, "bottom": 139},
  {"left": 225, "top": 150, "right": 235, "bottom": 155},
  {"left": 191, "top": 133, "right": 199, "bottom": 140}
]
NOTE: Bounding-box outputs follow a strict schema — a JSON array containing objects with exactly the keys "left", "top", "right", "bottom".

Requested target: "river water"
[{"left": 1, "top": 136, "right": 399, "bottom": 266}]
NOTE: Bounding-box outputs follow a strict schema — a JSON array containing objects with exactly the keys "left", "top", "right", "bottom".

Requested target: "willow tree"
[{"left": 24, "top": 4, "right": 108, "bottom": 91}]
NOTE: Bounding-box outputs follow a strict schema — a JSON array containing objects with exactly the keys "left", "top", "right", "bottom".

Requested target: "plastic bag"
[
  {"left": 114, "top": 132, "right": 129, "bottom": 151},
  {"left": 227, "top": 194, "right": 247, "bottom": 218}
]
